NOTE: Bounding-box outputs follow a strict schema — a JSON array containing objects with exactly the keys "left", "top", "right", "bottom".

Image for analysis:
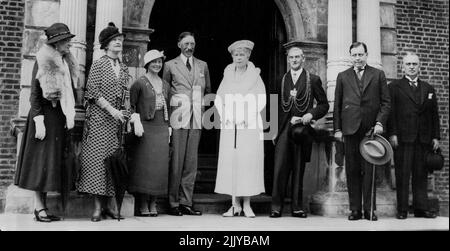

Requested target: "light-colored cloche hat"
[
  {"left": 144, "top": 50, "right": 166, "bottom": 66},
  {"left": 359, "top": 134, "right": 393, "bottom": 165},
  {"left": 227, "top": 40, "right": 255, "bottom": 53}
]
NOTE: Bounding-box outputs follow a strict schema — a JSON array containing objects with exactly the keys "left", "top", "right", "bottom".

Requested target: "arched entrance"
[{"left": 146, "top": 0, "right": 287, "bottom": 193}]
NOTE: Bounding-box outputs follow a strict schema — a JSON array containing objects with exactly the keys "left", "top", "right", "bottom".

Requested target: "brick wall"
[
  {"left": 0, "top": 0, "right": 25, "bottom": 210},
  {"left": 396, "top": 0, "right": 449, "bottom": 214}
]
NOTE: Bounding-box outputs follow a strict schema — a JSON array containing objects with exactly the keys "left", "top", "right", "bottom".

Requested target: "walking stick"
[
  {"left": 232, "top": 124, "right": 238, "bottom": 215},
  {"left": 370, "top": 163, "right": 375, "bottom": 221}
]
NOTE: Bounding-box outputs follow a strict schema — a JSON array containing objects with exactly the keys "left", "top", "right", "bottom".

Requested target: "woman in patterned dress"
[
  {"left": 127, "top": 50, "right": 171, "bottom": 217},
  {"left": 77, "top": 23, "right": 131, "bottom": 222}
]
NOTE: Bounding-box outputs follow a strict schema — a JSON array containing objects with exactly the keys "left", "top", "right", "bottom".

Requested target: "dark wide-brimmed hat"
[
  {"left": 424, "top": 148, "right": 444, "bottom": 173},
  {"left": 289, "top": 123, "right": 315, "bottom": 145},
  {"left": 359, "top": 134, "right": 393, "bottom": 165},
  {"left": 45, "top": 23, "right": 75, "bottom": 44},
  {"left": 99, "top": 22, "right": 125, "bottom": 50}
]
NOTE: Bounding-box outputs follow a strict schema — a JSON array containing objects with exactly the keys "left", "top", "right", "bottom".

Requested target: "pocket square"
[{"left": 428, "top": 93, "right": 433, "bottom": 99}]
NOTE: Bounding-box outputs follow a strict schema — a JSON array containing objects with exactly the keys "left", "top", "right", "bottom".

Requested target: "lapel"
[
  {"left": 417, "top": 79, "right": 427, "bottom": 106},
  {"left": 345, "top": 68, "right": 361, "bottom": 97},
  {"left": 295, "top": 70, "right": 307, "bottom": 95},
  {"left": 361, "top": 65, "right": 375, "bottom": 94},
  {"left": 174, "top": 56, "right": 193, "bottom": 86},
  {"left": 398, "top": 77, "right": 419, "bottom": 105},
  {"left": 192, "top": 57, "right": 201, "bottom": 86}
]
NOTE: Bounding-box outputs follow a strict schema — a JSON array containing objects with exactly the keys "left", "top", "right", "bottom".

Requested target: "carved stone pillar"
[
  {"left": 59, "top": 0, "right": 87, "bottom": 107},
  {"left": 93, "top": 0, "right": 124, "bottom": 60},
  {"left": 357, "top": 0, "right": 382, "bottom": 69}
]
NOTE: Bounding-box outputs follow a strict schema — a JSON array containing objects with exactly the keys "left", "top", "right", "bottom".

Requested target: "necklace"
[{"left": 280, "top": 70, "right": 312, "bottom": 113}]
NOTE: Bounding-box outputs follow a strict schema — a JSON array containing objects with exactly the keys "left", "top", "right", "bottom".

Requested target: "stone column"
[
  {"left": 309, "top": 0, "right": 353, "bottom": 216},
  {"left": 357, "top": 0, "right": 382, "bottom": 69},
  {"left": 93, "top": 0, "right": 124, "bottom": 60},
  {"left": 59, "top": 0, "right": 87, "bottom": 105},
  {"left": 326, "top": 0, "right": 352, "bottom": 193}
]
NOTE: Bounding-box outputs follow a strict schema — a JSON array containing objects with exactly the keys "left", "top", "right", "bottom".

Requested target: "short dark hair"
[
  {"left": 178, "top": 31, "right": 195, "bottom": 42},
  {"left": 349, "top": 42, "right": 368, "bottom": 53}
]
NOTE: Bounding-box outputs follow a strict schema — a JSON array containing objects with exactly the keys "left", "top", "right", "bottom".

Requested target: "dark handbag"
[{"left": 424, "top": 147, "right": 444, "bottom": 173}]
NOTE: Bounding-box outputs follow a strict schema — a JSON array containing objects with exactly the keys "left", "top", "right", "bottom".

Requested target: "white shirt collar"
[
  {"left": 291, "top": 68, "right": 303, "bottom": 76},
  {"left": 354, "top": 64, "right": 367, "bottom": 72},
  {"left": 405, "top": 76, "right": 419, "bottom": 82},
  {"left": 180, "top": 54, "right": 192, "bottom": 65}
]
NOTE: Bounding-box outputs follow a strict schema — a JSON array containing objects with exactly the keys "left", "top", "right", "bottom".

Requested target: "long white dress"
[{"left": 214, "top": 62, "right": 266, "bottom": 196}]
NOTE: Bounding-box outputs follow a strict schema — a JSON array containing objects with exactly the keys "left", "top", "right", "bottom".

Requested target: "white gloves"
[
  {"left": 34, "top": 115, "right": 46, "bottom": 140},
  {"left": 97, "top": 97, "right": 126, "bottom": 123},
  {"left": 129, "top": 113, "right": 144, "bottom": 137}
]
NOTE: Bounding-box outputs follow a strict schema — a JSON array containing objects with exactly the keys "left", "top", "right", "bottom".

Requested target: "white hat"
[
  {"left": 144, "top": 50, "right": 166, "bottom": 66},
  {"left": 227, "top": 40, "right": 254, "bottom": 53}
]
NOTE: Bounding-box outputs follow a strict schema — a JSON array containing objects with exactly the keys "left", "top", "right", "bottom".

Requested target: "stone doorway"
[{"left": 147, "top": 0, "right": 287, "bottom": 192}]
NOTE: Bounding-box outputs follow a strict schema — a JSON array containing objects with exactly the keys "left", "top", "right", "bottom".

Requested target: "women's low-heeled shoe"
[
  {"left": 222, "top": 206, "right": 242, "bottom": 217},
  {"left": 243, "top": 207, "right": 256, "bottom": 218},
  {"left": 34, "top": 209, "right": 52, "bottom": 223}
]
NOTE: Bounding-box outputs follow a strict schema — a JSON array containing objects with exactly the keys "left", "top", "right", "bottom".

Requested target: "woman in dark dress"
[
  {"left": 14, "top": 23, "right": 78, "bottom": 222},
  {"left": 77, "top": 23, "right": 131, "bottom": 222},
  {"left": 128, "top": 50, "right": 171, "bottom": 216}
]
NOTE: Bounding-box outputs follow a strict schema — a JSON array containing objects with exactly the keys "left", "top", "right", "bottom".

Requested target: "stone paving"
[{"left": 0, "top": 213, "right": 448, "bottom": 231}]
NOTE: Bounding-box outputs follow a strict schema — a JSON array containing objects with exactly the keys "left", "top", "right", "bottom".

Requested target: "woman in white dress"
[{"left": 214, "top": 40, "right": 266, "bottom": 217}]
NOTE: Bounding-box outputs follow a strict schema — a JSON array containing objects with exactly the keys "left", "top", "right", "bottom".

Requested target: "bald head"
[{"left": 402, "top": 52, "right": 420, "bottom": 79}]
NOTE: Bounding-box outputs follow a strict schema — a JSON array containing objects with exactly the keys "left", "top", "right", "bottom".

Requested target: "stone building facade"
[{"left": 0, "top": 0, "right": 448, "bottom": 216}]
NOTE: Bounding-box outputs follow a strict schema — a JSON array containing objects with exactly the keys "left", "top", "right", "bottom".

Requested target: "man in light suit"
[
  {"left": 388, "top": 52, "right": 439, "bottom": 219},
  {"left": 163, "top": 32, "right": 211, "bottom": 216},
  {"left": 334, "top": 42, "right": 391, "bottom": 221}
]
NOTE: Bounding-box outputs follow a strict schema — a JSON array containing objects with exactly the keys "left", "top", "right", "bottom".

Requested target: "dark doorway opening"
[{"left": 149, "top": 0, "right": 287, "bottom": 193}]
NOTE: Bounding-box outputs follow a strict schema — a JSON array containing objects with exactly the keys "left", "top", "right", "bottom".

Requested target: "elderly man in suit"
[
  {"left": 163, "top": 31, "right": 211, "bottom": 216},
  {"left": 334, "top": 42, "right": 391, "bottom": 221},
  {"left": 388, "top": 52, "right": 440, "bottom": 219},
  {"left": 270, "top": 46, "right": 329, "bottom": 218}
]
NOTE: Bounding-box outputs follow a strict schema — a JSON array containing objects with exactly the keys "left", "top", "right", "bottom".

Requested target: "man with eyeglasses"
[
  {"left": 387, "top": 52, "right": 440, "bottom": 219},
  {"left": 333, "top": 42, "right": 391, "bottom": 221}
]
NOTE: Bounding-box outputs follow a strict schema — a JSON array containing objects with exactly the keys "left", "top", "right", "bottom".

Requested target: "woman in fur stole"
[{"left": 14, "top": 23, "right": 78, "bottom": 222}]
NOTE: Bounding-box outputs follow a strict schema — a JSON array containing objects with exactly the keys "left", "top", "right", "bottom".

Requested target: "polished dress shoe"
[
  {"left": 414, "top": 210, "right": 437, "bottom": 218},
  {"left": 364, "top": 211, "right": 378, "bottom": 221},
  {"left": 149, "top": 210, "right": 158, "bottom": 217},
  {"left": 292, "top": 210, "right": 307, "bottom": 218},
  {"left": 179, "top": 205, "right": 202, "bottom": 216},
  {"left": 168, "top": 207, "right": 183, "bottom": 216},
  {"left": 34, "top": 209, "right": 52, "bottom": 223},
  {"left": 396, "top": 211, "right": 408, "bottom": 220},
  {"left": 102, "top": 208, "right": 124, "bottom": 220},
  {"left": 269, "top": 210, "right": 282, "bottom": 218},
  {"left": 348, "top": 211, "right": 362, "bottom": 221}
]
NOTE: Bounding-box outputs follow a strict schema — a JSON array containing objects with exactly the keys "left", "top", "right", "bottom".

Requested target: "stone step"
[{"left": 5, "top": 185, "right": 441, "bottom": 218}]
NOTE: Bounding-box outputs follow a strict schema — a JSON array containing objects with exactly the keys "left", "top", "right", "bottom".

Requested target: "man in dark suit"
[
  {"left": 163, "top": 32, "right": 211, "bottom": 216},
  {"left": 334, "top": 42, "right": 391, "bottom": 221},
  {"left": 388, "top": 52, "right": 440, "bottom": 219},
  {"left": 270, "top": 46, "right": 329, "bottom": 218}
]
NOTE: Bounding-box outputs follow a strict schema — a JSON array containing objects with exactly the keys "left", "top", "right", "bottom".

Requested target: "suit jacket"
[
  {"left": 130, "top": 75, "right": 171, "bottom": 121},
  {"left": 162, "top": 56, "right": 211, "bottom": 129},
  {"left": 333, "top": 65, "right": 391, "bottom": 136},
  {"left": 387, "top": 77, "right": 440, "bottom": 144},
  {"left": 275, "top": 70, "right": 329, "bottom": 162}
]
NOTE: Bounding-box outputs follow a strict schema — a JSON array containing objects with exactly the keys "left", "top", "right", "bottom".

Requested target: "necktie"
[
  {"left": 292, "top": 72, "right": 297, "bottom": 83},
  {"left": 410, "top": 80, "right": 417, "bottom": 89},
  {"left": 356, "top": 68, "right": 363, "bottom": 80},
  {"left": 186, "top": 59, "right": 192, "bottom": 72}
]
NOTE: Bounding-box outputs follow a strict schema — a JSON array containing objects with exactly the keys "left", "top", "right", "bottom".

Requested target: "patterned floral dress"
[{"left": 77, "top": 56, "right": 130, "bottom": 196}]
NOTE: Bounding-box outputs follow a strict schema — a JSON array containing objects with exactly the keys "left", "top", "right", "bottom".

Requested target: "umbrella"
[
  {"left": 104, "top": 89, "right": 130, "bottom": 221},
  {"left": 105, "top": 121, "right": 129, "bottom": 221}
]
